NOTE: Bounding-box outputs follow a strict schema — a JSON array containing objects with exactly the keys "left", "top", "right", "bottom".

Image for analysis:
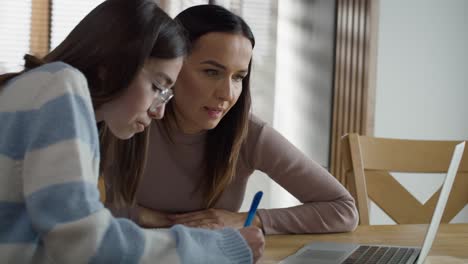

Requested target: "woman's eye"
[
  {"left": 204, "top": 69, "right": 219, "bottom": 76},
  {"left": 152, "top": 83, "right": 162, "bottom": 92},
  {"left": 233, "top": 75, "right": 246, "bottom": 82}
]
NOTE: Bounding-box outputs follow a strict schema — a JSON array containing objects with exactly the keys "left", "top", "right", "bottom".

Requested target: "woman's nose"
[
  {"left": 148, "top": 103, "right": 166, "bottom": 120},
  {"left": 216, "top": 79, "right": 235, "bottom": 101}
]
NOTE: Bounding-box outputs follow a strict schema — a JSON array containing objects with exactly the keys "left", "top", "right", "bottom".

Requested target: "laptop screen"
[{"left": 416, "top": 141, "right": 465, "bottom": 264}]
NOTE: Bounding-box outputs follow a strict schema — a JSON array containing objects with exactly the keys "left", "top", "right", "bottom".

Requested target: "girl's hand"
[{"left": 239, "top": 226, "right": 265, "bottom": 263}]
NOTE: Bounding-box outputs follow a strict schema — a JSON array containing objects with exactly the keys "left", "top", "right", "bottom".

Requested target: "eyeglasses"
[
  {"left": 149, "top": 80, "right": 174, "bottom": 112},
  {"left": 141, "top": 68, "right": 174, "bottom": 113}
]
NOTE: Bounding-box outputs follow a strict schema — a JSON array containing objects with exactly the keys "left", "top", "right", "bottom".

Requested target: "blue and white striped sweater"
[{"left": 0, "top": 62, "right": 252, "bottom": 263}]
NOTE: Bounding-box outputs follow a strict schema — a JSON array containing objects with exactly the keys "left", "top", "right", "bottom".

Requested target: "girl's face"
[
  {"left": 97, "top": 57, "right": 183, "bottom": 139},
  {"left": 172, "top": 32, "right": 252, "bottom": 134}
]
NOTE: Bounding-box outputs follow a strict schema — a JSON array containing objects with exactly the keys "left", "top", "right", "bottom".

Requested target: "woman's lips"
[{"left": 204, "top": 106, "right": 223, "bottom": 119}]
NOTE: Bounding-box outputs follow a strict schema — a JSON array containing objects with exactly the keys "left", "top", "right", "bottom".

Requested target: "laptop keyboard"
[{"left": 343, "top": 245, "right": 417, "bottom": 264}]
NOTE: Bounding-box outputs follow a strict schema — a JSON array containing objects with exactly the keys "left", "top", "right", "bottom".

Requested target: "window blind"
[
  {"left": 162, "top": 0, "right": 208, "bottom": 17},
  {"left": 50, "top": 0, "right": 104, "bottom": 50},
  {"left": 240, "top": 0, "right": 274, "bottom": 63},
  {"left": 0, "top": 1, "right": 32, "bottom": 73}
]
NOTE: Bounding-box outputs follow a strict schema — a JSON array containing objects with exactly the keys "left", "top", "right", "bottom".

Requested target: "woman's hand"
[
  {"left": 167, "top": 208, "right": 263, "bottom": 230},
  {"left": 239, "top": 226, "right": 265, "bottom": 263},
  {"left": 136, "top": 206, "right": 264, "bottom": 231},
  {"left": 137, "top": 206, "right": 173, "bottom": 228}
]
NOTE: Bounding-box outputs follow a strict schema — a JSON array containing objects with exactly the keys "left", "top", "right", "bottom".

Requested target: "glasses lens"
[
  {"left": 150, "top": 88, "right": 174, "bottom": 110},
  {"left": 160, "top": 88, "right": 173, "bottom": 102}
]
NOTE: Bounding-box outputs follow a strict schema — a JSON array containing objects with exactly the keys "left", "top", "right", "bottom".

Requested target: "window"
[
  {"left": 0, "top": 0, "right": 105, "bottom": 73},
  {"left": 0, "top": 1, "right": 32, "bottom": 73},
  {"left": 50, "top": 0, "right": 104, "bottom": 49}
]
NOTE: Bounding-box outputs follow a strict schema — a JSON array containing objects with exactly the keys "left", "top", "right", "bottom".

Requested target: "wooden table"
[{"left": 261, "top": 223, "right": 468, "bottom": 263}]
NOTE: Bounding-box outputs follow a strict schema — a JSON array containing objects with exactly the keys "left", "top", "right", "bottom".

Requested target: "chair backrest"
[{"left": 341, "top": 133, "right": 468, "bottom": 225}]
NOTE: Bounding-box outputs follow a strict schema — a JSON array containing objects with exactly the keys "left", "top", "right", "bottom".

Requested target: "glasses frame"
[
  {"left": 151, "top": 80, "right": 174, "bottom": 107},
  {"left": 142, "top": 68, "right": 174, "bottom": 112}
]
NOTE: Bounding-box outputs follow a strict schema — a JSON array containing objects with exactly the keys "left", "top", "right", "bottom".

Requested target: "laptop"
[{"left": 280, "top": 141, "right": 466, "bottom": 264}]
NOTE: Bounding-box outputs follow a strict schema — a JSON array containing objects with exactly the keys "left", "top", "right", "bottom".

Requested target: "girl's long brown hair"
[
  {"left": 0, "top": 0, "right": 188, "bottom": 207},
  {"left": 168, "top": 5, "right": 255, "bottom": 208}
]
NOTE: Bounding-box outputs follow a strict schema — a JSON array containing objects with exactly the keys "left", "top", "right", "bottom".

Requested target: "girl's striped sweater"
[{"left": 0, "top": 62, "right": 252, "bottom": 263}]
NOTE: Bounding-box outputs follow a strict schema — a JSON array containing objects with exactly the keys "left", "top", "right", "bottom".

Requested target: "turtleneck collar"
[{"left": 154, "top": 120, "right": 207, "bottom": 145}]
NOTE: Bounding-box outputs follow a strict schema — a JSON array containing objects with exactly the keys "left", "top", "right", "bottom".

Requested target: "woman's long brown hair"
[
  {"left": 167, "top": 5, "right": 255, "bottom": 208},
  {"left": 0, "top": 0, "right": 188, "bottom": 207}
]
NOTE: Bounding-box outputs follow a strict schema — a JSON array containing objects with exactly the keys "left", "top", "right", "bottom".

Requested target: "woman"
[
  {"left": 106, "top": 4, "right": 358, "bottom": 235},
  {"left": 0, "top": 0, "right": 263, "bottom": 263}
]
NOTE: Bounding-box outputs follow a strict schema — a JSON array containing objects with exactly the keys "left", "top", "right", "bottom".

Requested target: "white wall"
[
  {"left": 373, "top": 0, "right": 468, "bottom": 224},
  {"left": 273, "top": 0, "right": 335, "bottom": 169},
  {"left": 240, "top": 0, "right": 337, "bottom": 211},
  {"left": 246, "top": 0, "right": 335, "bottom": 210}
]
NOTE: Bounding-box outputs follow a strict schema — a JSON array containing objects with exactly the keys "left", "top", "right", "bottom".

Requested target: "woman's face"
[
  {"left": 97, "top": 57, "right": 183, "bottom": 139},
  {"left": 172, "top": 32, "right": 253, "bottom": 134}
]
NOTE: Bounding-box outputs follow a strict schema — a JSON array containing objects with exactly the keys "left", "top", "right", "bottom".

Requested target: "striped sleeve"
[{"left": 18, "top": 63, "right": 252, "bottom": 263}]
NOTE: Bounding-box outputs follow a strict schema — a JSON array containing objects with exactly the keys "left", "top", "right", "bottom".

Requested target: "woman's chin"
[{"left": 204, "top": 120, "right": 221, "bottom": 130}]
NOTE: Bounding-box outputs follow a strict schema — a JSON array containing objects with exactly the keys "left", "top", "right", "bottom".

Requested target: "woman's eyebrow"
[
  {"left": 200, "top": 60, "right": 249, "bottom": 74},
  {"left": 200, "top": 60, "right": 226, "bottom": 70}
]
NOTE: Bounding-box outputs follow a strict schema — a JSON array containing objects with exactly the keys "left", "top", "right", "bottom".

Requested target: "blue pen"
[{"left": 244, "top": 191, "right": 263, "bottom": 227}]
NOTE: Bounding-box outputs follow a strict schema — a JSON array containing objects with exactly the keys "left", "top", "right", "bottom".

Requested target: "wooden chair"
[{"left": 341, "top": 133, "right": 468, "bottom": 225}]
